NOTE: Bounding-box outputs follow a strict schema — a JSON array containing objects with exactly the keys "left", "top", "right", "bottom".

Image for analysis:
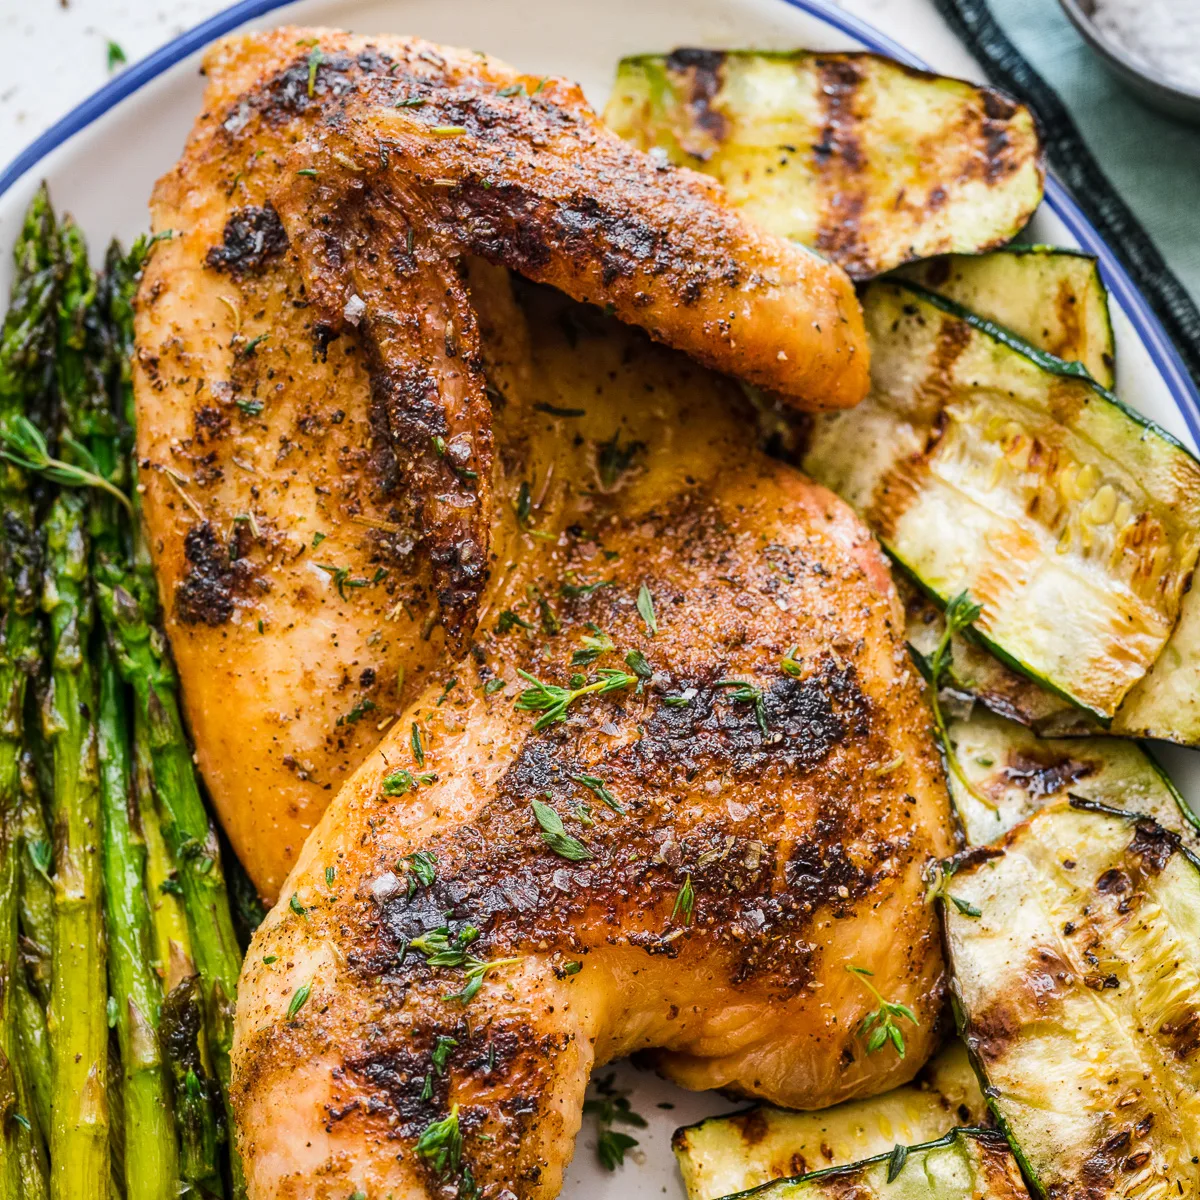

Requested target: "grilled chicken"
[{"left": 135, "top": 28, "right": 954, "bottom": 1198}]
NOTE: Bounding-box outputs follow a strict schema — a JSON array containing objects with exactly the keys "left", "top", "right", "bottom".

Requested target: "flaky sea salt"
[{"left": 1091, "top": 0, "right": 1200, "bottom": 93}]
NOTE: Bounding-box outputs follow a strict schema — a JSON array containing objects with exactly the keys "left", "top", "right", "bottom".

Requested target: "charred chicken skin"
[{"left": 133, "top": 28, "right": 953, "bottom": 1199}]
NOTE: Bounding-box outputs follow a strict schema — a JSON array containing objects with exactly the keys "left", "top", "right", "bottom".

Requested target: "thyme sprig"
[
  {"left": 514, "top": 667, "right": 636, "bottom": 731},
  {"left": 408, "top": 924, "right": 521, "bottom": 1004},
  {"left": 572, "top": 623, "right": 614, "bottom": 667},
  {"left": 530, "top": 798, "right": 592, "bottom": 862},
  {"left": 846, "top": 965, "right": 918, "bottom": 1058},
  {"left": 714, "top": 679, "right": 768, "bottom": 735},
  {"left": 584, "top": 1074, "right": 647, "bottom": 1171},
  {"left": 928, "top": 591, "right": 997, "bottom": 812},
  {"left": 569, "top": 773, "right": 624, "bottom": 815},
  {"left": 0, "top": 413, "right": 132, "bottom": 512}
]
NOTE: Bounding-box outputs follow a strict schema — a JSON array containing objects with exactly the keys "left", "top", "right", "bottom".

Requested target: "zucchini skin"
[{"left": 604, "top": 51, "right": 1044, "bottom": 279}]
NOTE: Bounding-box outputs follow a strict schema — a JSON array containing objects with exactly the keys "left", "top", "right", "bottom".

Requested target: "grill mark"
[
  {"left": 1000, "top": 749, "right": 1097, "bottom": 799},
  {"left": 665, "top": 48, "right": 729, "bottom": 158},
  {"left": 813, "top": 57, "right": 871, "bottom": 280}
]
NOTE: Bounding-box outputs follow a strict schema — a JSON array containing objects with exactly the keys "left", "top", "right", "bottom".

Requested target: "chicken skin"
[
  {"left": 136, "top": 28, "right": 955, "bottom": 1198},
  {"left": 135, "top": 27, "right": 870, "bottom": 896}
]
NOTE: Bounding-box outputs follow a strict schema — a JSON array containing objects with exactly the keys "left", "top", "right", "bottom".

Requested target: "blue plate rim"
[{"left": 1, "top": 0, "right": 1196, "bottom": 445}]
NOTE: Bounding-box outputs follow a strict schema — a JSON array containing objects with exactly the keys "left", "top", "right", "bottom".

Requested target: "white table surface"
[{"left": 0, "top": 0, "right": 975, "bottom": 172}]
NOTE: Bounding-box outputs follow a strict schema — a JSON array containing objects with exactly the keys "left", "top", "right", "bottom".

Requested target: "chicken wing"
[{"left": 135, "top": 28, "right": 870, "bottom": 895}]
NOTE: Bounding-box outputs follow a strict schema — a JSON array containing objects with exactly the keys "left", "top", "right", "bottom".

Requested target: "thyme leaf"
[
  {"left": 530, "top": 798, "right": 592, "bottom": 862},
  {"left": 846, "top": 965, "right": 918, "bottom": 1058}
]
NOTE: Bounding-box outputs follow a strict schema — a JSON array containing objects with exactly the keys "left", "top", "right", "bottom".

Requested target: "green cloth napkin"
[{"left": 990, "top": 0, "right": 1200, "bottom": 303}]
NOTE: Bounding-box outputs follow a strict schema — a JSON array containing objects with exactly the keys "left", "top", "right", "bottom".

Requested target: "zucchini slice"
[
  {"left": 943, "top": 800, "right": 1200, "bottom": 1197},
  {"left": 719, "top": 1129, "right": 1029, "bottom": 1199},
  {"left": 896, "top": 246, "right": 1114, "bottom": 388},
  {"left": 673, "top": 1040, "right": 988, "bottom": 1200},
  {"left": 943, "top": 705, "right": 1199, "bottom": 852},
  {"left": 802, "top": 280, "right": 1200, "bottom": 719},
  {"left": 603, "top": 51, "right": 1044, "bottom": 279}
]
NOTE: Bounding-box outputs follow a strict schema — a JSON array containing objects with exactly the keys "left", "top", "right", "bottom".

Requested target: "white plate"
[{"left": 2, "top": 0, "right": 1198, "bottom": 1195}]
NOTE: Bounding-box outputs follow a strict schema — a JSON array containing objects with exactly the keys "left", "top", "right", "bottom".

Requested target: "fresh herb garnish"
[
  {"left": 596, "top": 432, "right": 644, "bottom": 488},
  {"left": 411, "top": 722, "right": 425, "bottom": 766},
  {"left": 559, "top": 576, "right": 612, "bottom": 600},
  {"left": 306, "top": 46, "right": 323, "bottom": 97},
  {"left": 636, "top": 584, "right": 657, "bottom": 636},
  {"left": 311, "top": 531, "right": 326, "bottom": 548},
  {"left": 514, "top": 668, "right": 636, "bottom": 731},
  {"left": 780, "top": 645, "right": 803, "bottom": 678},
  {"left": 325, "top": 865, "right": 336, "bottom": 886},
  {"left": 515, "top": 480, "right": 533, "bottom": 527},
  {"left": 431, "top": 1035, "right": 458, "bottom": 1075},
  {"left": 435, "top": 678, "right": 458, "bottom": 706},
  {"left": 531, "top": 798, "right": 592, "bottom": 862},
  {"left": 289, "top": 893, "right": 306, "bottom": 917},
  {"left": 846, "top": 965, "right": 918, "bottom": 1058},
  {"left": 887, "top": 1144, "right": 909, "bottom": 1183},
  {"left": 531, "top": 586, "right": 560, "bottom": 635},
  {"left": 584, "top": 1075, "right": 647, "bottom": 1172},
  {"left": 106, "top": 40, "right": 127, "bottom": 72},
  {"left": 287, "top": 981, "right": 312, "bottom": 1019},
  {"left": 483, "top": 678, "right": 507, "bottom": 695},
  {"left": 383, "top": 769, "right": 437, "bottom": 797},
  {"left": 671, "top": 873, "right": 695, "bottom": 925},
  {"left": 714, "top": 679, "right": 768, "bottom": 735},
  {"left": 296, "top": 168, "right": 319, "bottom": 178},
  {"left": 0, "top": 415, "right": 132, "bottom": 512},
  {"left": 951, "top": 895, "right": 983, "bottom": 919},
  {"left": 572, "top": 624, "right": 614, "bottom": 667},
  {"left": 403, "top": 850, "right": 437, "bottom": 891},
  {"left": 235, "top": 398, "right": 264, "bottom": 417},
  {"left": 496, "top": 609, "right": 534, "bottom": 634},
  {"left": 316, "top": 563, "right": 380, "bottom": 600},
  {"left": 928, "top": 592, "right": 997, "bottom": 812},
  {"left": 396, "top": 96, "right": 428, "bottom": 108},
  {"left": 336, "top": 697, "right": 376, "bottom": 726},
  {"left": 409, "top": 924, "right": 521, "bottom": 1004},
  {"left": 415, "top": 1105, "right": 462, "bottom": 1176},
  {"left": 569, "top": 772, "right": 624, "bottom": 815},
  {"left": 662, "top": 694, "right": 691, "bottom": 708},
  {"left": 624, "top": 649, "right": 652, "bottom": 680}
]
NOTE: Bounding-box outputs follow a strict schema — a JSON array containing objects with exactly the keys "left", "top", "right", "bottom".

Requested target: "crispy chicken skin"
[
  {"left": 135, "top": 28, "right": 869, "bottom": 896},
  {"left": 233, "top": 288, "right": 954, "bottom": 1197}
]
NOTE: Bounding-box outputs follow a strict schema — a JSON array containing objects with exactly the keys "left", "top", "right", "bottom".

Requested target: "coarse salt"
[{"left": 1090, "top": 0, "right": 1200, "bottom": 93}]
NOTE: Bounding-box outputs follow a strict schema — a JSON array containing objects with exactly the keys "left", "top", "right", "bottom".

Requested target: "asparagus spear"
[
  {"left": 99, "top": 240, "right": 244, "bottom": 1195},
  {"left": 97, "top": 641, "right": 179, "bottom": 1200},
  {"left": 1, "top": 186, "right": 60, "bottom": 1198},
  {"left": 43, "top": 218, "right": 112, "bottom": 1200},
  {"left": 160, "top": 979, "right": 224, "bottom": 1196},
  {"left": 42, "top": 489, "right": 108, "bottom": 1200},
  {"left": 134, "top": 720, "right": 194, "bottom": 994},
  {"left": 16, "top": 750, "right": 53, "bottom": 1006}
]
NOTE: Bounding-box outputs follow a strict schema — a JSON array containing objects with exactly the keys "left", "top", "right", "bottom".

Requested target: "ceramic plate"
[{"left": 2, "top": 0, "right": 1198, "bottom": 1194}]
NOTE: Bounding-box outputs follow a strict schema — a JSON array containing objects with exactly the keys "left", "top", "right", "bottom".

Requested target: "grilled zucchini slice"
[
  {"left": 896, "top": 246, "right": 1114, "bottom": 387},
  {"left": 603, "top": 51, "right": 1043, "bottom": 279},
  {"left": 720, "top": 1129, "right": 1029, "bottom": 1199},
  {"left": 944, "top": 705, "right": 1198, "bottom": 851},
  {"left": 943, "top": 799, "right": 1200, "bottom": 1197},
  {"left": 673, "top": 1040, "right": 987, "bottom": 1200},
  {"left": 803, "top": 280, "right": 1200, "bottom": 719}
]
